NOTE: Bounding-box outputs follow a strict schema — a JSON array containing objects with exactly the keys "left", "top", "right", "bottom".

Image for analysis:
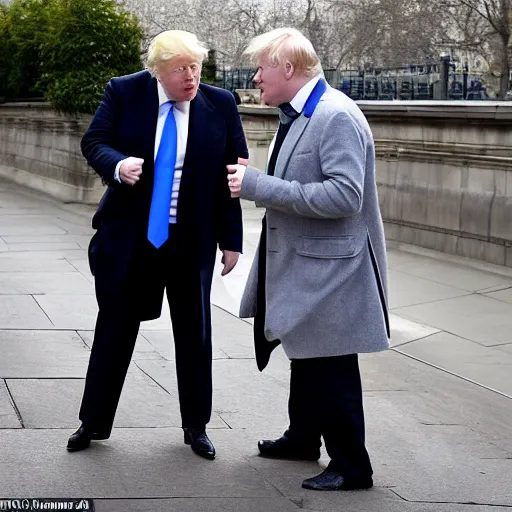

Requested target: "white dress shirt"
[
  {"left": 115, "top": 81, "right": 190, "bottom": 223},
  {"left": 267, "top": 74, "right": 322, "bottom": 161}
]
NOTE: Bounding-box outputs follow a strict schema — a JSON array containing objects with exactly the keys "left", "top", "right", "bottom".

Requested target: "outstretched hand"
[{"left": 227, "top": 157, "right": 249, "bottom": 198}]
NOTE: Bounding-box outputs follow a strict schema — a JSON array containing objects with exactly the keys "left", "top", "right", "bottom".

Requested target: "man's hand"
[
  {"left": 221, "top": 250, "right": 240, "bottom": 276},
  {"left": 227, "top": 163, "right": 246, "bottom": 198},
  {"left": 120, "top": 157, "right": 144, "bottom": 185}
]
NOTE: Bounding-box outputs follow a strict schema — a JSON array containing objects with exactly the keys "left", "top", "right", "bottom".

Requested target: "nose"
[
  {"left": 252, "top": 68, "right": 262, "bottom": 85},
  {"left": 184, "top": 67, "right": 195, "bottom": 80}
]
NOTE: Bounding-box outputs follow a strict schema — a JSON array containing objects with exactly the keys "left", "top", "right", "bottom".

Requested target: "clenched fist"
[
  {"left": 120, "top": 157, "right": 144, "bottom": 186},
  {"left": 227, "top": 163, "right": 247, "bottom": 198}
]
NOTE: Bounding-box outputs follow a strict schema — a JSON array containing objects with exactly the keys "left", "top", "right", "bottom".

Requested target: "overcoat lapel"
[{"left": 274, "top": 78, "right": 328, "bottom": 180}]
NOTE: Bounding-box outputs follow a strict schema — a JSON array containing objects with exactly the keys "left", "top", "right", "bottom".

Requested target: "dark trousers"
[
  {"left": 287, "top": 355, "right": 373, "bottom": 479},
  {"left": 79, "top": 225, "right": 213, "bottom": 435}
]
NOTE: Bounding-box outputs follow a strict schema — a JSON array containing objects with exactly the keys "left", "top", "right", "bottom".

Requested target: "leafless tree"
[
  {"left": 440, "top": 0, "right": 511, "bottom": 97},
  {"left": 123, "top": 0, "right": 508, "bottom": 96}
]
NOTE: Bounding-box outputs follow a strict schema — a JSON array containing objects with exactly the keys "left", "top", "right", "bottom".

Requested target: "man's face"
[
  {"left": 253, "top": 54, "right": 289, "bottom": 106},
  {"left": 156, "top": 55, "right": 202, "bottom": 102}
]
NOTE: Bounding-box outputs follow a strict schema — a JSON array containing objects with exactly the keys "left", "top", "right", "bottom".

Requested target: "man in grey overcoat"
[{"left": 228, "top": 28, "right": 390, "bottom": 491}]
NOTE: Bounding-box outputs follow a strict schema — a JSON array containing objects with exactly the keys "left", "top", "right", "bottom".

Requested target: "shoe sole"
[
  {"left": 66, "top": 442, "right": 91, "bottom": 452},
  {"left": 191, "top": 447, "right": 215, "bottom": 460},
  {"left": 91, "top": 434, "right": 109, "bottom": 441},
  {"left": 302, "top": 482, "right": 373, "bottom": 491},
  {"left": 258, "top": 452, "right": 319, "bottom": 462}
]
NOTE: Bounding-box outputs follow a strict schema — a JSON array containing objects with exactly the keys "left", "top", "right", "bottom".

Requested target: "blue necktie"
[{"left": 148, "top": 101, "right": 177, "bottom": 248}]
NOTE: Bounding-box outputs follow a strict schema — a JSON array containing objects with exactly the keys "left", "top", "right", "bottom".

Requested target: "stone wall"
[
  {"left": 3, "top": 100, "right": 512, "bottom": 266},
  {"left": 0, "top": 103, "right": 102, "bottom": 204},
  {"left": 240, "top": 101, "right": 512, "bottom": 267}
]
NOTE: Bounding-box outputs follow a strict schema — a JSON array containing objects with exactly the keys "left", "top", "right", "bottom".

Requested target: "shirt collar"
[
  {"left": 157, "top": 80, "right": 190, "bottom": 114},
  {"left": 289, "top": 74, "right": 322, "bottom": 114}
]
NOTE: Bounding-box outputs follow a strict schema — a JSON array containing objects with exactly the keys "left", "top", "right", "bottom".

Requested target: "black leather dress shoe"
[
  {"left": 67, "top": 424, "right": 109, "bottom": 452},
  {"left": 67, "top": 425, "right": 93, "bottom": 452},
  {"left": 302, "top": 470, "right": 373, "bottom": 491},
  {"left": 183, "top": 428, "right": 215, "bottom": 460},
  {"left": 258, "top": 434, "right": 320, "bottom": 461}
]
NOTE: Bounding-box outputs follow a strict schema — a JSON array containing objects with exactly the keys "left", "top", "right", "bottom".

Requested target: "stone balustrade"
[
  {"left": 240, "top": 101, "right": 512, "bottom": 267},
  {"left": 2, "top": 100, "right": 512, "bottom": 266},
  {"left": 0, "top": 103, "right": 100, "bottom": 204}
]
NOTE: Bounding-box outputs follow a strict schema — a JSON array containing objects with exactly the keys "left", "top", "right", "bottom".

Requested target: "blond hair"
[
  {"left": 244, "top": 28, "right": 322, "bottom": 76},
  {"left": 146, "top": 30, "right": 209, "bottom": 74}
]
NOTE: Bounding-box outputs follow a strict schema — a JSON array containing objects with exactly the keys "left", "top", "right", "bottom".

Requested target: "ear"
[{"left": 284, "top": 61, "right": 295, "bottom": 80}]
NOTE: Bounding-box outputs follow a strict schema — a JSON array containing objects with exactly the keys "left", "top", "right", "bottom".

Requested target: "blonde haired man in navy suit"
[{"left": 68, "top": 30, "right": 248, "bottom": 460}]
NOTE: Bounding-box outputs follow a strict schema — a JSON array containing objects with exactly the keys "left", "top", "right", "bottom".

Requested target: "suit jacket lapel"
[{"left": 142, "top": 76, "right": 159, "bottom": 170}]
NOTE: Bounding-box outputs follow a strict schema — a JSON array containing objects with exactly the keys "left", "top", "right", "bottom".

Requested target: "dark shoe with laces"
[
  {"left": 258, "top": 433, "right": 320, "bottom": 461},
  {"left": 302, "top": 469, "right": 373, "bottom": 491},
  {"left": 184, "top": 428, "right": 215, "bottom": 460}
]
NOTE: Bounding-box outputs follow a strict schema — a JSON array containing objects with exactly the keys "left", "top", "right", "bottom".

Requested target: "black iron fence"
[
  {"left": 215, "top": 62, "right": 492, "bottom": 101},
  {"left": 327, "top": 66, "right": 490, "bottom": 101}
]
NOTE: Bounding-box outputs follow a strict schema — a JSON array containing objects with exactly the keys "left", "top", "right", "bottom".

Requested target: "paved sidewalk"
[{"left": 0, "top": 177, "right": 511, "bottom": 511}]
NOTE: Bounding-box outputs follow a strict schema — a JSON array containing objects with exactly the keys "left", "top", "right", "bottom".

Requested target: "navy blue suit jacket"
[{"left": 82, "top": 70, "right": 248, "bottom": 319}]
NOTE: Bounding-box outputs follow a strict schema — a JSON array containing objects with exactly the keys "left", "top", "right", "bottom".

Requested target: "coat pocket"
[{"left": 297, "top": 235, "right": 365, "bottom": 259}]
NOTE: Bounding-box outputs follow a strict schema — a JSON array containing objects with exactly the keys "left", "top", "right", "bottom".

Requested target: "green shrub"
[
  {"left": 0, "top": 4, "right": 12, "bottom": 99},
  {"left": 4, "top": 0, "right": 50, "bottom": 98},
  {"left": 40, "top": 0, "right": 143, "bottom": 114}
]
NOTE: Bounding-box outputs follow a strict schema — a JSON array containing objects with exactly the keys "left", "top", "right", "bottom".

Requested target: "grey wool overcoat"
[{"left": 239, "top": 84, "right": 390, "bottom": 360}]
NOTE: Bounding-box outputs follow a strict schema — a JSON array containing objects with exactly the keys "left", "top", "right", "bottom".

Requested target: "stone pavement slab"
[
  {"left": 360, "top": 351, "right": 512, "bottom": 454},
  {"left": 397, "top": 331, "right": 512, "bottom": 396},
  {"left": 93, "top": 498, "right": 303, "bottom": 512},
  {"left": 0, "top": 380, "right": 21, "bottom": 428},
  {"left": 388, "top": 314, "right": 441, "bottom": 348},
  {"left": 0, "top": 429, "right": 283, "bottom": 498},
  {"left": 1, "top": 178, "right": 512, "bottom": 511},
  {"left": 0, "top": 330, "right": 90, "bottom": 378},
  {"left": 78, "top": 331, "right": 162, "bottom": 361},
  {"left": 388, "top": 269, "right": 470, "bottom": 308},
  {"left": 91, "top": 497, "right": 512, "bottom": 512},
  {"left": 6, "top": 370, "right": 227, "bottom": 430},
  {"left": 32, "top": 294, "right": 98, "bottom": 330},
  {"left": 0, "top": 272, "right": 92, "bottom": 295},
  {"left": 136, "top": 358, "right": 290, "bottom": 432},
  {"left": 1, "top": 235, "right": 81, "bottom": 244},
  {"left": 0, "top": 295, "right": 54, "bottom": 329},
  {"left": 138, "top": 329, "right": 233, "bottom": 361},
  {"left": 1, "top": 242, "right": 82, "bottom": 252},
  {"left": 0, "top": 252, "right": 77, "bottom": 272},
  {"left": 485, "top": 286, "right": 512, "bottom": 304},
  {"left": 0, "top": 224, "right": 68, "bottom": 236},
  {"left": 210, "top": 307, "right": 257, "bottom": 360},
  {"left": 394, "top": 293, "right": 512, "bottom": 347},
  {"left": 387, "top": 255, "right": 512, "bottom": 292},
  {"left": 497, "top": 343, "right": 512, "bottom": 355}
]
